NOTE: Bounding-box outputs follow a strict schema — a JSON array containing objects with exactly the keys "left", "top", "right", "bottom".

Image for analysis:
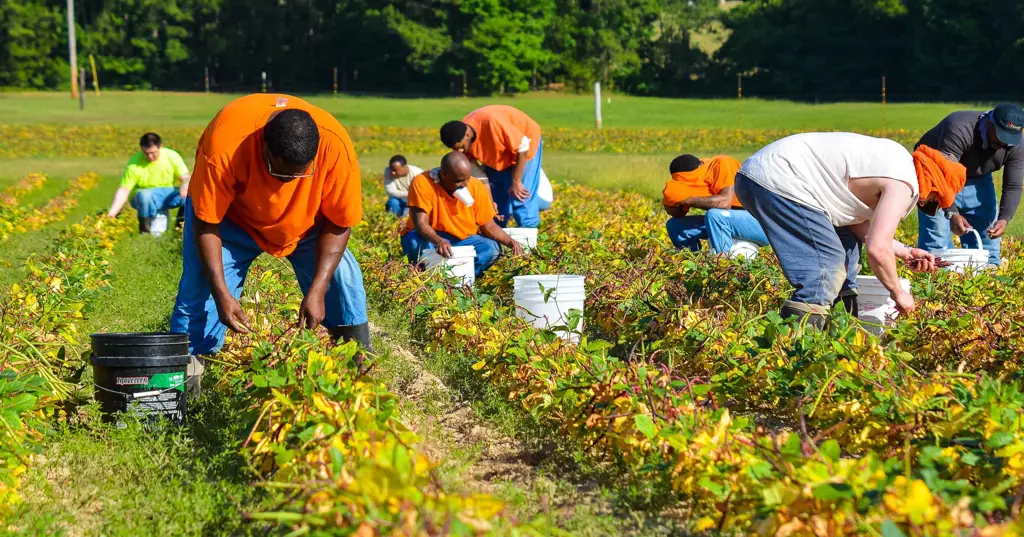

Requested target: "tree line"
[{"left": 0, "top": 0, "right": 1021, "bottom": 101}]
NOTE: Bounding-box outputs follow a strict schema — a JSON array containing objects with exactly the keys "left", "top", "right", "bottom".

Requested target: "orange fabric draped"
[{"left": 912, "top": 145, "right": 967, "bottom": 209}]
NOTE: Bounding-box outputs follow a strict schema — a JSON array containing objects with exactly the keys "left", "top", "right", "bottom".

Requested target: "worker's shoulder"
[
  {"left": 161, "top": 147, "right": 185, "bottom": 160},
  {"left": 939, "top": 110, "right": 983, "bottom": 127},
  {"left": 125, "top": 151, "right": 147, "bottom": 166}
]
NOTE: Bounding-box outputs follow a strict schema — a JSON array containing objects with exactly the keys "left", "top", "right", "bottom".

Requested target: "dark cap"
[{"left": 991, "top": 104, "right": 1024, "bottom": 146}]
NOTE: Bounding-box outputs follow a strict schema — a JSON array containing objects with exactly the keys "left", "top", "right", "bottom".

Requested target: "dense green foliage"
[{"left": 3, "top": 0, "right": 1021, "bottom": 100}]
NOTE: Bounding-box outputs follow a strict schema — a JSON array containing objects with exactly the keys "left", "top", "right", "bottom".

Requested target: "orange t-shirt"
[
  {"left": 662, "top": 155, "right": 743, "bottom": 209},
  {"left": 463, "top": 105, "right": 541, "bottom": 172},
  {"left": 189, "top": 93, "right": 362, "bottom": 257},
  {"left": 401, "top": 171, "right": 497, "bottom": 240}
]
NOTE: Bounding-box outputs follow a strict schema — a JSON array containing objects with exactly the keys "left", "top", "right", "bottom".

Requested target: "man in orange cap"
[
  {"left": 439, "top": 105, "right": 544, "bottom": 228},
  {"left": 663, "top": 153, "right": 768, "bottom": 254},
  {"left": 170, "top": 94, "right": 370, "bottom": 356},
  {"left": 735, "top": 133, "right": 965, "bottom": 327},
  {"left": 400, "top": 151, "right": 523, "bottom": 276}
]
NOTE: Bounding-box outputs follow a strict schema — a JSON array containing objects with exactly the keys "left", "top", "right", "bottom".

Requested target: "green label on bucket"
[{"left": 146, "top": 372, "right": 186, "bottom": 391}]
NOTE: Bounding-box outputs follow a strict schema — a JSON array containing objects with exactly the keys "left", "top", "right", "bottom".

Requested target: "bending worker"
[
  {"left": 170, "top": 94, "right": 371, "bottom": 355},
  {"left": 917, "top": 104, "right": 1024, "bottom": 267},
  {"left": 383, "top": 154, "right": 423, "bottom": 217},
  {"left": 736, "top": 132, "right": 966, "bottom": 325},
  {"left": 401, "top": 151, "right": 524, "bottom": 276},
  {"left": 439, "top": 105, "right": 544, "bottom": 228},
  {"left": 105, "top": 132, "right": 190, "bottom": 233},
  {"left": 663, "top": 154, "right": 768, "bottom": 254}
]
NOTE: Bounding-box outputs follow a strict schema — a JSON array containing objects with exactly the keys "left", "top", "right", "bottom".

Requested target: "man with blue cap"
[{"left": 916, "top": 104, "right": 1024, "bottom": 266}]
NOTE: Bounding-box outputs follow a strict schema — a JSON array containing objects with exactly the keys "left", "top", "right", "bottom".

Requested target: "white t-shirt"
[
  {"left": 383, "top": 164, "right": 424, "bottom": 200},
  {"left": 739, "top": 132, "right": 920, "bottom": 227}
]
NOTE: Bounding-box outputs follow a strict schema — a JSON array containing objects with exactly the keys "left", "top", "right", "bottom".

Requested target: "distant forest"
[{"left": 1, "top": 0, "right": 1020, "bottom": 101}]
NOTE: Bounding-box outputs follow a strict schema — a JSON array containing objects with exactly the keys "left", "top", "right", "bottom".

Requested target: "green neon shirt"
[{"left": 120, "top": 148, "right": 189, "bottom": 190}]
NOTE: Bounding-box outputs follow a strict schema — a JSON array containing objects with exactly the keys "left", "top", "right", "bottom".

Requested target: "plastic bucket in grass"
[
  {"left": 728, "top": 240, "right": 760, "bottom": 259},
  {"left": 90, "top": 332, "right": 190, "bottom": 426},
  {"left": 420, "top": 245, "right": 476, "bottom": 287},
  {"left": 934, "top": 230, "right": 990, "bottom": 273},
  {"left": 538, "top": 169, "right": 554, "bottom": 211},
  {"left": 856, "top": 276, "right": 911, "bottom": 333},
  {"left": 513, "top": 275, "right": 585, "bottom": 343},
  {"left": 150, "top": 210, "right": 170, "bottom": 237},
  {"left": 505, "top": 227, "right": 539, "bottom": 251}
]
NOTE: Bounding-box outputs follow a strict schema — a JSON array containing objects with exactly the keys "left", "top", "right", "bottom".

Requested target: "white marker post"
[{"left": 594, "top": 82, "right": 603, "bottom": 129}]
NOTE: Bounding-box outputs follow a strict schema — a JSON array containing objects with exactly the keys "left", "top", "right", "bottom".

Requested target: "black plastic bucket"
[{"left": 90, "top": 332, "right": 190, "bottom": 425}]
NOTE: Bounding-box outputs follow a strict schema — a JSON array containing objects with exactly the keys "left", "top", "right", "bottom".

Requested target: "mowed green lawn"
[{"left": 0, "top": 90, "right": 993, "bottom": 130}]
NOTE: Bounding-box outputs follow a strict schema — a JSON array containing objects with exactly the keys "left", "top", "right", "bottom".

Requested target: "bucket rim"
[{"left": 90, "top": 332, "right": 188, "bottom": 343}]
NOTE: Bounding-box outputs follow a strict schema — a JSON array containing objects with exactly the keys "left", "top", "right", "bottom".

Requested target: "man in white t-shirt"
[
  {"left": 383, "top": 155, "right": 424, "bottom": 217},
  {"left": 735, "top": 133, "right": 967, "bottom": 326}
]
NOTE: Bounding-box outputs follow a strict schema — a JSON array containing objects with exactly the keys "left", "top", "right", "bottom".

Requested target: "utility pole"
[{"left": 66, "top": 0, "right": 78, "bottom": 99}]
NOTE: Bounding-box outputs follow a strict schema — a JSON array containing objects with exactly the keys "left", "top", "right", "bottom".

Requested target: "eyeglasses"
[{"left": 266, "top": 157, "right": 316, "bottom": 179}]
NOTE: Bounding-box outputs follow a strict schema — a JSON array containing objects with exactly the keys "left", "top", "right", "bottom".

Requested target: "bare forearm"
[
  {"left": 194, "top": 219, "right": 231, "bottom": 299},
  {"left": 413, "top": 213, "right": 445, "bottom": 245},
  {"left": 106, "top": 186, "right": 132, "bottom": 217},
  {"left": 866, "top": 243, "right": 902, "bottom": 294},
  {"left": 480, "top": 221, "right": 515, "bottom": 247},
  {"left": 683, "top": 194, "right": 731, "bottom": 210},
  {"left": 512, "top": 152, "right": 528, "bottom": 183},
  {"left": 310, "top": 223, "right": 350, "bottom": 294}
]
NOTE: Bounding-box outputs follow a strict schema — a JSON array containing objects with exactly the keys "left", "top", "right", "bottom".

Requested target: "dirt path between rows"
[{"left": 371, "top": 324, "right": 546, "bottom": 494}]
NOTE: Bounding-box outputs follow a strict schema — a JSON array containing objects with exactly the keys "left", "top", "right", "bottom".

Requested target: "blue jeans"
[
  {"left": 170, "top": 198, "right": 368, "bottom": 355},
  {"left": 400, "top": 230, "right": 501, "bottom": 277},
  {"left": 130, "top": 187, "right": 184, "bottom": 218},
  {"left": 487, "top": 139, "right": 544, "bottom": 228},
  {"left": 665, "top": 208, "right": 769, "bottom": 254},
  {"left": 736, "top": 174, "right": 860, "bottom": 312},
  {"left": 917, "top": 174, "right": 1000, "bottom": 265},
  {"left": 385, "top": 197, "right": 407, "bottom": 216}
]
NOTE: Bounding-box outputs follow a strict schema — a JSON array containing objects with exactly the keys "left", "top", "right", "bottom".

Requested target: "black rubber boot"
[
  {"left": 779, "top": 303, "right": 827, "bottom": 329},
  {"left": 174, "top": 207, "right": 186, "bottom": 230},
  {"left": 329, "top": 323, "right": 373, "bottom": 369},
  {"left": 138, "top": 217, "right": 153, "bottom": 234},
  {"left": 841, "top": 294, "right": 859, "bottom": 319}
]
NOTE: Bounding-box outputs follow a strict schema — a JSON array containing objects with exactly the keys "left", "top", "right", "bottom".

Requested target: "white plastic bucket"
[
  {"left": 505, "top": 227, "right": 538, "bottom": 251},
  {"left": 420, "top": 245, "right": 477, "bottom": 287},
  {"left": 856, "top": 275, "right": 911, "bottom": 329},
  {"left": 513, "top": 275, "right": 585, "bottom": 343},
  {"left": 728, "top": 240, "right": 760, "bottom": 259},
  {"left": 537, "top": 169, "right": 554, "bottom": 207},
  {"left": 934, "top": 231, "right": 989, "bottom": 273},
  {"left": 150, "top": 210, "right": 170, "bottom": 237}
]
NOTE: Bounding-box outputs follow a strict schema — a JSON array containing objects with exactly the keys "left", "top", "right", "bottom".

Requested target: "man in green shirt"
[{"left": 105, "top": 132, "right": 191, "bottom": 233}]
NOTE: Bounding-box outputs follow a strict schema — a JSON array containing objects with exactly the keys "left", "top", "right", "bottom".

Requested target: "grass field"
[{"left": 0, "top": 90, "right": 996, "bottom": 130}]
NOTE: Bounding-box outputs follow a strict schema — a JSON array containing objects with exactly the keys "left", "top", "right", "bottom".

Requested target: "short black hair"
[
  {"left": 140, "top": 132, "right": 162, "bottom": 149},
  {"left": 669, "top": 154, "right": 702, "bottom": 174},
  {"left": 264, "top": 109, "right": 320, "bottom": 165},
  {"left": 439, "top": 120, "right": 468, "bottom": 148},
  {"left": 389, "top": 155, "right": 407, "bottom": 166}
]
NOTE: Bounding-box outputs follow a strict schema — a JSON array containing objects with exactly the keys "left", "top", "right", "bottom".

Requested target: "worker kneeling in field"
[
  {"left": 400, "top": 151, "right": 524, "bottom": 276},
  {"left": 663, "top": 154, "right": 768, "bottom": 254},
  {"left": 735, "top": 132, "right": 966, "bottom": 326},
  {"left": 170, "top": 94, "right": 370, "bottom": 356},
  {"left": 916, "top": 104, "right": 1024, "bottom": 267},
  {"left": 440, "top": 105, "right": 544, "bottom": 228},
  {"left": 383, "top": 154, "right": 423, "bottom": 217},
  {"left": 105, "top": 132, "right": 190, "bottom": 233}
]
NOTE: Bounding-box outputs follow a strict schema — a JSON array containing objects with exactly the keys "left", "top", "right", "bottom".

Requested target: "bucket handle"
[{"left": 963, "top": 229, "right": 983, "bottom": 249}]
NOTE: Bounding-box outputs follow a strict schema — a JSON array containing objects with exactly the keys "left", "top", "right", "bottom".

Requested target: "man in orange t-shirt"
[
  {"left": 663, "top": 154, "right": 768, "bottom": 254},
  {"left": 169, "top": 94, "right": 370, "bottom": 356},
  {"left": 400, "top": 152, "right": 523, "bottom": 276},
  {"left": 439, "top": 105, "right": 544, "bottom": 228}
]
